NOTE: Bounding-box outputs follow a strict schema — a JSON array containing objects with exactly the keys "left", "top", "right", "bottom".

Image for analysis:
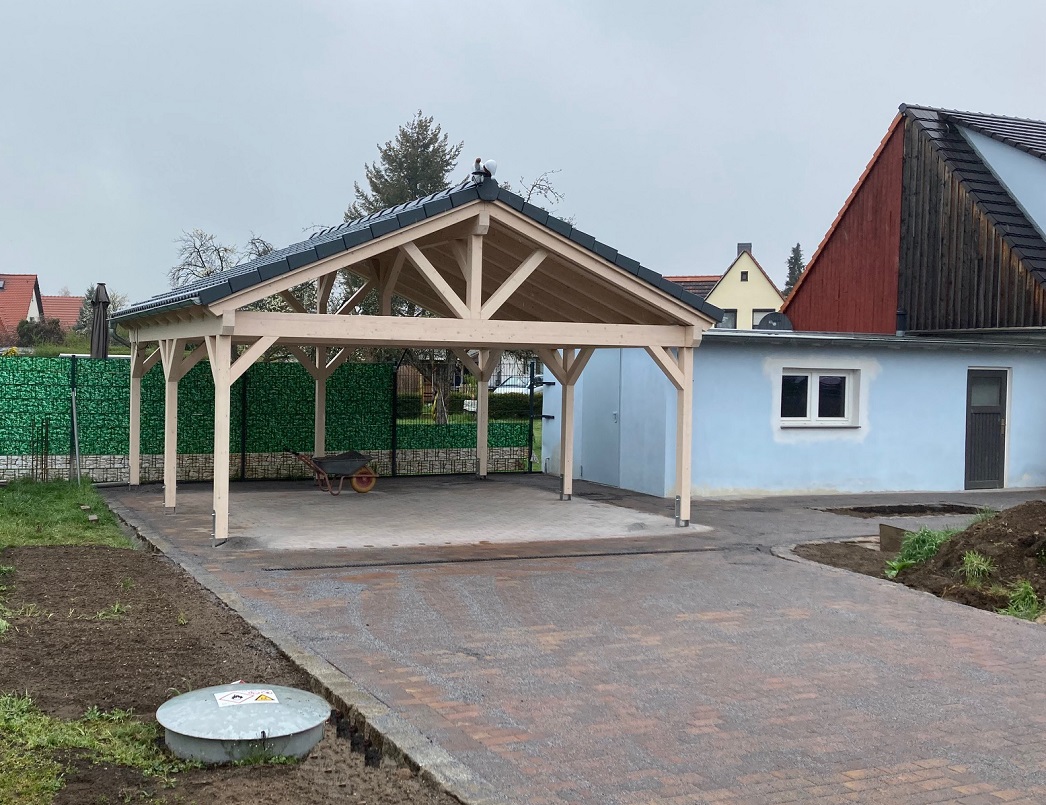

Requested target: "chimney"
[{"left": 737, "top": 242, "right": 752, "bottom": 257}]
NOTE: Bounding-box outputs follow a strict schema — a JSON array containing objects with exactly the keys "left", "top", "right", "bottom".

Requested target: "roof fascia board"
[
  {"left": 487, "top": 205, "right": 714, "bottom": 327},
  {"left": 782, "top": 113, "right": 904, "bottom": 312}
]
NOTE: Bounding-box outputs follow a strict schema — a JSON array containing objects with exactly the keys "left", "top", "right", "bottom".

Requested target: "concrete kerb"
[{"left": 105, "top": 499, "right": 514, "bottom": 805}]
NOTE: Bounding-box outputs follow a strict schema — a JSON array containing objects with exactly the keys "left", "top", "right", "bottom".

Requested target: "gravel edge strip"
[{"left": 105, "top": 498, "right": 514, "bottom": 805}]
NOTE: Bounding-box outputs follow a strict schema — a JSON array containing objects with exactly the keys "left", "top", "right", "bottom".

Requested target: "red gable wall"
[{"left": 784, "top": 118, "right": 905, "bottom": 333}]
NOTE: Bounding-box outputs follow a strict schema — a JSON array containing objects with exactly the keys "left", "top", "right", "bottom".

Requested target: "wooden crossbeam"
[
  {"left": 645, "top": 345, "right": 684, "bottom": 390},
  {"left": 287, "top": 345, "right": 322, "bottom": 380},
  {"left": 317, "top": 271, "right": 338, "bottom": 314},
  {"left": 336, "top": 278, "right": 375, "bottom": 315},
  {"left": 279, "top": 290, "right": 309, "bottom": 314},
  {"left": 230, "top": 336, "right": 277, "bottom": 383},
  {"left": 481, "top": 248, "right": 547, "bottom": 319},
  {"left": 565, "top": 347, "right": 594, "bottom": 385},
  {"left": 401, "top": 242, "right": 470, "bottom": 319}
]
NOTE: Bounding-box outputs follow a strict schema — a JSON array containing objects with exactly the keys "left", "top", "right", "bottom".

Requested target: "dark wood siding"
[
  {"left": 898, "top": 118, "right": 1046, "bottom": 331},
  {"left": 786, "top": 123, "right": 904, "bottom": 333}
]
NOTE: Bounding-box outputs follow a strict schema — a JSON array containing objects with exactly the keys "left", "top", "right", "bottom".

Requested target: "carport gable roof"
[{"left": 115, "top": 179, "right": 721, "bottom": 326}]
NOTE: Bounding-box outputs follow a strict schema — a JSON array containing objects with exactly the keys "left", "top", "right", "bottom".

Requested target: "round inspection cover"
[{"left": 156, "top": 683, "right": 331, "bottom": 763}]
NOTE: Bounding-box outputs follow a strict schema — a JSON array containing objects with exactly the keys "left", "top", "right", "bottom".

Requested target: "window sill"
[{"left": 779, "top": 422, "right": 860, "bottom": 429}]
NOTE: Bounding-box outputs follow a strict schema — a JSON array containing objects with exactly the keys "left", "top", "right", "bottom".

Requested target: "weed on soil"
[{"left": 798, "top": 500, "right": 1046, "bottom": 622}]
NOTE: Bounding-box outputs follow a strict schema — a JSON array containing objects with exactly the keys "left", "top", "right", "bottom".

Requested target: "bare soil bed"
[
  {"left": 796, "top": 500, "right": 1046, "bottom": 615},
  {"left": 0, "top": 544, "right": 458, "bottom": 805}
]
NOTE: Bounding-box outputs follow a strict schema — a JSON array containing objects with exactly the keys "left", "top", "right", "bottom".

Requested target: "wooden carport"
[{"left": 114, "top": 176, "right": 720, "bottom": 543}]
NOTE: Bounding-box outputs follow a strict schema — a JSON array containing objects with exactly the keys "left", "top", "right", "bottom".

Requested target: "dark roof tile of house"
[
  {"left": 900, "top": 104, "right": 1046, "bottom": 277},
  {"left": 662, "top": 275, "right": 721, "bottom": 300}
]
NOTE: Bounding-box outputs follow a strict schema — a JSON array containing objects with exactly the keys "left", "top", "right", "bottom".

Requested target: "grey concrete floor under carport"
[{"left": 106, "top": 477, "right": 1046, "bottom": 804}]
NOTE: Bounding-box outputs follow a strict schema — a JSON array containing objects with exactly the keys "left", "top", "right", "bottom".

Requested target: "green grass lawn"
[{"left": 0, "top": 479, "right": 131, "bottom": 550}]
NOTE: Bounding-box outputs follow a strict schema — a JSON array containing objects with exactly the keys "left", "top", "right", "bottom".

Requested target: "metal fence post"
[
  {"left": 390, "top": 363, "right": 398, "bottom": 477},
  {"left": 527, "top": 360, "right": 536, "bottom": 473},
  {"left": 239, "top": 368, "right": 248, "bottom": 481}
]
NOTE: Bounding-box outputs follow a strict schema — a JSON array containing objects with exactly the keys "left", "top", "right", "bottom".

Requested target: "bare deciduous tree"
[{"left": 169, "top": 229, "right": 239, "bottom": 287}]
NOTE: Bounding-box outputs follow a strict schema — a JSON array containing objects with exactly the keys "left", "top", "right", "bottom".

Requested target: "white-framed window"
[{"left": 780, "top": 369, "right": 859, "bottom": 427}]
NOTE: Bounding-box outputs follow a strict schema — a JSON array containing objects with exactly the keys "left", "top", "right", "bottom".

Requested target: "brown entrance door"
[{"left": 965, "top": 369, "right": 1007, "bottom": 489}]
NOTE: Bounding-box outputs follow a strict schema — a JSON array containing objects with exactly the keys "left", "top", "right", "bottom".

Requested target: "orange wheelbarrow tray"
[{"left": 285, "top": 449, "right": 378, "bottom": 495}]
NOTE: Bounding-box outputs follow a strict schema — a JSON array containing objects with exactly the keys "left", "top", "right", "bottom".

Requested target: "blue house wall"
[{"left": 541, "top": 332, "right": 1046, "bottom": 497}]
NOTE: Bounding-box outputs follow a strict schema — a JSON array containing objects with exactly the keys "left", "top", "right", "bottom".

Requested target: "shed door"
[
  {"left": 580, "top": 350, "right": 621, "bottom": 487},
  {"left": 965, "top": 369, "right": 1007, "bottom": 489}
]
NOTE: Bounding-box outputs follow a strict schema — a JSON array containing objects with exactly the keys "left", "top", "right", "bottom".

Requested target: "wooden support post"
[
  {"left": 674, "top": 347, "right": 694, "bottom": 526},
  {"left": 206, "top": 335, "right": 233, "bottom": 544},
  {"left": 466, "top": 233, "right": 483, "bottom": 317},
  {"left": 128, "top": 343, "right": 159, "bottom": 487},
  {"left": 560, "top": 348, "right": 576, "bottom": 500},
  {"left": 159, "top": 338, "right": 183, "bottom": 513},
  {"left": 476, "top": 350, "right": 489, "bottom": 478},
  {"left": 314, "top": 362, "right": 327, "bottom": 458}
]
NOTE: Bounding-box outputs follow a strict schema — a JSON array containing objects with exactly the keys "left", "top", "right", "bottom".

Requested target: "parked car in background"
[{"left": 492, "top": 376, "right": 531, "bottom": 394}]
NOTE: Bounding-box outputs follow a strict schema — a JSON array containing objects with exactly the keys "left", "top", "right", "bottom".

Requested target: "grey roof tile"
[
  {"left": 612, "top": 256, "right": 638, "bottom": 274},
  {"left": 423, "top": 197, "right": 453, "bottom": 217},
  {"left": 228, "top": 270, "right": 261, "bottom": 292},
  {"left": 369, "top": 218, "right": 399, "bottom": 238},
  {"left": 568, "top": 229, "right": 596, "bottom": 250},
  {"left": 593, "top": 241, "right": 618, "bottom": 262},
  {"left": 521, "top": 203, "right": 548, "bottom": 225},
  {"left": 287, "top": 249, "right": 317, "bottom": 270},
  {"left": 314, "top": 239, "right": 346, "bottom": 260},
  {"left": 396, "top": 207, "right": 426, "bottom": 227},
  {"left": 545, "top": 217, "right": 572, "bottom": 237}
]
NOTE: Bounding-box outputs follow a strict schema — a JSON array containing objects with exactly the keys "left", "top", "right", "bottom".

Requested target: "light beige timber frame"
[{"left": 121, "top": 194, "right": 716, "bottom": 543}]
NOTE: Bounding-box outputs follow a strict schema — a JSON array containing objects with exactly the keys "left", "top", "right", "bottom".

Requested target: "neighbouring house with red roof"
[
  {"left": 40, "top": 295, "right": 84, "bottom": 332},
  {"left": 0, "top": 274, "right": 44, "bottom": 341}
]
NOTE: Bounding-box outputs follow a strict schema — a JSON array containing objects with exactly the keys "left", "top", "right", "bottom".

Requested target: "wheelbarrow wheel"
[{"left": 350, "top": 466, "right": 377, "bottom": 494}]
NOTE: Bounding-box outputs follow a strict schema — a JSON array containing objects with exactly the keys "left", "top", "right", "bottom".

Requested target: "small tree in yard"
[
  {"left": 344, "top": 110, "right": 464, "bottom": 220},
  {"left": 783, "top": 243, "right": 805, "bottom": 298},
  {"left": 73, "top": 284, "right": 128, "bottom": 337}
]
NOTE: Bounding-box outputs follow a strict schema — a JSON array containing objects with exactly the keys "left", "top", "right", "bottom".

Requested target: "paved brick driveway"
[{"left": 107, "top": 480, "right": 1046, "bottom": 803}]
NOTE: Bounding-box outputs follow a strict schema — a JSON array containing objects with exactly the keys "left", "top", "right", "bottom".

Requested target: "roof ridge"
[{"left": 901, "top": 103, "right": 1046, "bottom": 126}]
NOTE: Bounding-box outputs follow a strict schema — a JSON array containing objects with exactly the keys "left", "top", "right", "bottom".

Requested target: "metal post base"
[
  {"left": 675, "top": 517, "right": 690, "bottom": 527},
  {"left": 560, "top": 493, "right": 572, "bottom": 501},
  {"left": 163, "top": 506, "right": 176, "bottom": 515},
  {"left": 476, "top": 474, "right": 488, "bottom": 481}
]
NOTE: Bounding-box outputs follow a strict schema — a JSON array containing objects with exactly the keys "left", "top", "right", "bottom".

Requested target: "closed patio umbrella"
[{"left": 89, "top": 283, "right": 110, "bottom": 359}]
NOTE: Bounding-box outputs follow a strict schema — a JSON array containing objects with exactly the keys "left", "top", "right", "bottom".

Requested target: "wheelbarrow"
[{"left": 285, "top": 449, "right": 378, "bottom": 495}]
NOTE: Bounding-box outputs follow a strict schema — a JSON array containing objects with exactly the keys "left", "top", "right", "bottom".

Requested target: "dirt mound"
[{"left": 898, "top": 500, "right": 1046, "bottom": 611}]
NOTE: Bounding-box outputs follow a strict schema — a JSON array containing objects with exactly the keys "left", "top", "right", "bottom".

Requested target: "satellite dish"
[{"left": 754, "top": 312, "right": 793, "bottom": 331}]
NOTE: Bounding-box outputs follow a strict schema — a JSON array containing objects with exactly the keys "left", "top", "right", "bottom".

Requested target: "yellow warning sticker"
[{"left": 214, "top": 689, "right": 280, "bottom": 707}]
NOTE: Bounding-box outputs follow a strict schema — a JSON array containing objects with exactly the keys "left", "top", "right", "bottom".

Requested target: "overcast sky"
[{"left": 2, "top": 0, "right": 1044, "bottom": 304}]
